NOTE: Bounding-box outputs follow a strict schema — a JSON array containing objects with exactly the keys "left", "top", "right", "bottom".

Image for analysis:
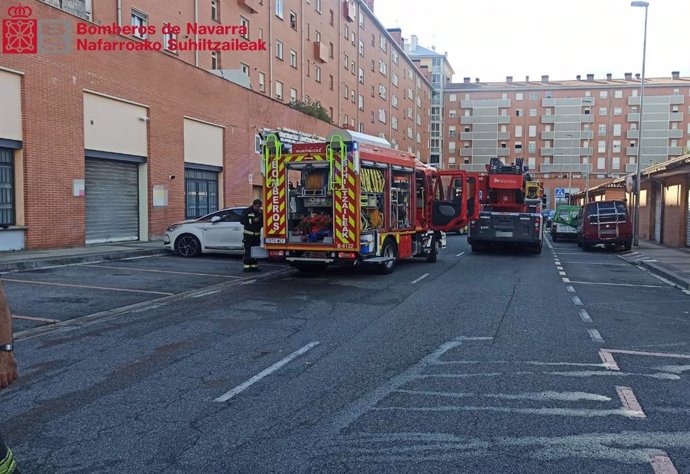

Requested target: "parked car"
[
  {"left": 544, "top": 209, "right": 556, "bottom": 229},
  {"left": 576, "top": 200, "right": 632, "bottom": 251},
  {"left": 550, "top": 205, "right": 581, "bottom": 241},
  {"left": 164, "top": 207, "right": 246, "bottom": 257}
]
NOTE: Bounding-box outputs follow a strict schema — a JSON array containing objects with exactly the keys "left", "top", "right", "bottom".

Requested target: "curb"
[
  {"left": 640, "top": 261, "right": 690, "bottom": 290},
  {"left": 0, "top": 248, "right": 168, "bottom": 273}
]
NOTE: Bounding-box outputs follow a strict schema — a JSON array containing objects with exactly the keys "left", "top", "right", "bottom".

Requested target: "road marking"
[
  {"left": 191, "top": 290, "right": 220, "bottom": 298},
  {"left": 649, "top": 452, "right": 679, "bottom": 474},
  {"left": 557, "top": 266, "right": 564, "bottom": 271},
  {"left": 456, "top": 252, "right": 465, "bottom": 257},
  {"left": 567, "top": 281, "right": 662, "bottom": 288},
  {"left": 566, "top": 285, "right": 575, "bottom": 292},
  {"left": 411, "top": 273, "right": 430, "bottom": 284},
  {"left": 214, "top": 341, "right": 320, "bottom": 402},
  {"left": 579, "top": 309, "right": 592, "bottom": 322},
  {"left": 599, "top": 350, "right": 620, "bottom": 371},
  {"left": 559, "top": 271, "right": 567, "bottom": 276},
  {"left": 560, "top": 261, "right": 628, "bottom": 266},
  {"left": 588, "top": 328, "right": 604, "bottom": 343},
  {"left": 615, "top": 386, "right": 646, "bottom": 418},
  {"left": 572, "top": 296, "right": 583, "bottom": 306},
  {"left": 604, "top": 349, "right": 690, "bottom": 360},
  {"left": 11, "top": 314, "right": 60, "bottom": 323},
  {"left": 82, "top": 264, "right": 240, "bottom": 279},
  {"left": 562, "top": 277, "right": 570, "bottom": 282},
  {"left": 1, "top": 278, "right": 174, "bottom": 296},
  {"left": 240, "top": 279, "right": 256, "bottom": 285}
]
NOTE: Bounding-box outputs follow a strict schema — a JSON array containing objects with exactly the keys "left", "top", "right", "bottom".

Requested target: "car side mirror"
[{"left": 210, "top": 216, "right": 221, "bottom": 223}]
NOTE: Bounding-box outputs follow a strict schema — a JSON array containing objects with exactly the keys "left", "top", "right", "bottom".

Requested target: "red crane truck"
[
  {"left": 468, "top": 158, "right": 544, "bottom": 254},
  {"left": 258, "top": 130, "right": 480, "bottom": 273}
]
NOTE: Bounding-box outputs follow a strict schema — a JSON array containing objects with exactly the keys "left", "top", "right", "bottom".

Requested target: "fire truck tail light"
[
  {"left": 269, "top": 250, "right": 285, "bottom": 257},
  {"left": 338, "top": 252, "right": 356, "bottom": 259}
]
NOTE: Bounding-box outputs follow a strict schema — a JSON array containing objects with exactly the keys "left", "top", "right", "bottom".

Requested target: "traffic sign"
[{"left": 555, "top": 188, "right": 566, "bottom": 199}]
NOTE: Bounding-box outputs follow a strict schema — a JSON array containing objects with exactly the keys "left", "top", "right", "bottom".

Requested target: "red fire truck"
[
  {"left": 468, "top": 157, "right": 544, "bottom": 253},
  {"left": 258, "top": 130, "right": 479, "bottom": 273}
]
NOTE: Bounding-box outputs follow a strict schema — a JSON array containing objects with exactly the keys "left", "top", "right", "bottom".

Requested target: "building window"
[
  {"left": 612, "top": 140, "right": 621, "bottom": 153},
  {"left": 599, "top": 107, "right": 607, "bottom": 116},
  {"left": 275, "top": 0, "right": 284, "bottom": 18},
  {"left": 615, "top": 90, "right": 623, "bottom": 99},
  {"left": 515, "top": 109, "right": 523, "bottom": 117},
  {"left": 275, "top": 40, "right": 283, "bottom": 59},
  {"left": 344, "top": 53, "right": 349, "bottom": 70},
  {"left": 358, "top": 95, "right": 363, "bottom": 110},
  {"left": 315, "top": 0, "right": 321, "bottom": 13},
  {"left": 258, "top": 72, "right": 265, "bottom": 92},
  {"left": 211, "top": 0, "right": 219, "bottom": 21},
  {"left": 528, "top": 125, "right": 536, "bottom": 137},
  {"left": 359, "top": 11, "right": 364, "bottom": 28},
  {"left": 528, "top": 142, "right": 536, "bottom": 152},
  {"left": 240, "top": 63, "right": 250, "bottom": 76},
  {"left": 185, "top": 167, "right": 219, "bottom": 219},
  {"left": 516, "top": 92, "right": 524, "bottom": 101},
  {"left": 598, "top": 140, "right": 606, "bottom": 153},
  {"left": 600, "top": 90, "right": 608, "bottom": 99},
  {"left": 163, "top": 29, "right": 176, "bottom": 51},
  {"left": 329, "top": 74, "right": 334, "bottom": 91},
  {"left": 290, "top": 88, "right": 297, "bottom": 103},
  {"left": 275, "top": 80, "right": 283, "bottom": 100},
  {"left": 358, "top": 40, "right": 364, "bottom": 56},
  {"left": 598, "top": 124, "right": 606, "bottom": 136},
  {"left": 613, "top": 124, "right": 621, "bottom": 136},
  {"left": 515, "top": 125, "right": 522, "bottom": 137},
  {"left": 131, "top": 10, "right": 148, "bottom": 39},
  {"left": 289, "top": 49, "right": 297, "bottom": 68},
  {"left": 613, "top": 107, "right": 622, "bottom": 116},
  {"left": 449, "top": 110, "right": 457, "bottom": 118},
  {"left": 358, "top": 67, "right": 364, "bottom": 83},
  {"left": 315, "top": 65, "right": 321, "bottom": 83},
  {"left": 329, "top": 42, "right": 334, "bottom": 58},
  {"left": 529, "top": 92, "right": 538, "bottom": 100},
  {"left": 240, "top": 16, "right": 249, "bottom": 39},
  {"left": 211, "top": 51, "right": 220, "bottom": 69},
  {"left": 597, "top": 157, "right": 605, "bottom": 170},
  {"left": 289, "top": 11, "right": 297, "bottom": 30},
  {"left": 329, "top": 9, "right": 334, "bottom": 25}
]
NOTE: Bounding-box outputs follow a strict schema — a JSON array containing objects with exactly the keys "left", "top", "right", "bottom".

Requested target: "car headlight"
[{"left": 166, "top": 224, "right": 183, "bottom": 232}]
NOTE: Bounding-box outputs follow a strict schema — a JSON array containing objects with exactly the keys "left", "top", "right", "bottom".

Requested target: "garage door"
[
  {"left": 654, "top": 185, "right": 662, "bottom": 244},
  {"left": 85, "top": 159, "right": 139, "bottom": 243}
]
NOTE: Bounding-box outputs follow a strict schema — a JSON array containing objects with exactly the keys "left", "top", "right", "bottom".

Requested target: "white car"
[{"left": 164, "top": 207, "right": 246, "bottom": 257}]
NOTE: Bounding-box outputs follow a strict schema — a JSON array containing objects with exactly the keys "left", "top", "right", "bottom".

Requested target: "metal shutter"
[
  {"left": 85, "top": 159, "right": 139, "bottom": 243},
  {"left": 687, "top": 189, "right": 690, "bottom": 247},
  {"left": 654, "top": 185, "right": 662, "bottom": 244}
]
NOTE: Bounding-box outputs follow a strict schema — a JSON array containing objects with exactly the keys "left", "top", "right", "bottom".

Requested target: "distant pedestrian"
[
  {"left": 0, "top": 280, "right": 19, "bottom": 474},
  {"left": 241, "top": 199, "right": 263, "bottom": 272}
]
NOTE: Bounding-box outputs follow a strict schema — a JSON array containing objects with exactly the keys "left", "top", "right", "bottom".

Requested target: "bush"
[{"left": 289, "top": 99, "right": 332, "bottom": 124}]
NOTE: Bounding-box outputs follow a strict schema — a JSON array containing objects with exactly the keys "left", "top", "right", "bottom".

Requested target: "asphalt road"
[{"left": 2, "top": 236, "right": 689, "bottom": 473}]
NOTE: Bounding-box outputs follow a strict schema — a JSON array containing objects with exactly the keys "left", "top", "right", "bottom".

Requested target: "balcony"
[
  {"left": 459, "top": 131, "right": 510, "bottom": 140},
  {"left": 626, "top": 163, "right": 638, "bottom": 172},
  {"left": 460, "top": 99, "right": 511, "bottom": 108},
  {"left": 670, "top": 112, "right": 684, "bottom": 122},
  {"left": 460, "top": 148, "right": 473, "bottom": 157},
  {"left": 460, "top": 163, "right": 491, "bottom": 172},
  {"left": 541, "top": 131, "right": 594, "bottom": 140},
  {"left": 344, "top": 0, "right": 356, "bottom": 21},
  {"left": 540, "top": 164, "right": 591, "bottom": 173},
  {"left": 238, "top": 0, "right": 261, "bottom": 13},
  {"left": 628, "top": 95, "right": 685, "bottom": 106},
  {"left": 497, "top": 148, "right": 510, "bottom": 157},
  {"left": 628, "top": 113, "right": 640, "bottom": 122},
  {"left": 313, "top": 42, "right": 328, "bottom": 63}
]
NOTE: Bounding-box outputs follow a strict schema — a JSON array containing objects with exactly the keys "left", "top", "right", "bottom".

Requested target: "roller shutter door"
[
  {"left": 85, "top": 159, "right": 139, "bottom": 243},
  {"left": 687, "top": 189, "right": 690, "bottom": 247},
  {"left": 654, "top": 185, "right": 662, "bottom": 244}
]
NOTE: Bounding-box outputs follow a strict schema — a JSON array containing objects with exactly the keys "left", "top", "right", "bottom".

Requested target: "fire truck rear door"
[{"left": 430, "top": 170, "right": 473, "bottom": 232}]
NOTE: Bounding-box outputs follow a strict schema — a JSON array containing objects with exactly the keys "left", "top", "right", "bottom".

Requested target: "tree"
[{"left": 288, "top": 99, "right": 332, "bottom": 124}]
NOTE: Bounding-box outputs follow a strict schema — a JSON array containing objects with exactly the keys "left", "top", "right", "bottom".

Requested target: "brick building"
[
  {"left": 0, "top": 0, "right": 432, "bottom": 250},
  {"left": 445, "top": 73, "right": 690, "bottom": 208}
]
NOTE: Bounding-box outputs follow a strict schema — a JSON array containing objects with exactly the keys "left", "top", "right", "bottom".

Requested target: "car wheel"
[
  {"left": 175, "top": 234, "right": 201, "bottom": 257},
  {"left": 532, "top": 243, "right": 542, "bottom": 254},
  {"left": 379, "top": 240, "right": 397, "bottom": 274}
]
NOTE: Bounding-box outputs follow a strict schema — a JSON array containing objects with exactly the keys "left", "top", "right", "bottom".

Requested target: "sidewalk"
[
  {"left": 0, "top": 240, "right": 167, "bottom": 273},
  {"left": 619, "top": 240, "right": 690, "bottom": 290}
]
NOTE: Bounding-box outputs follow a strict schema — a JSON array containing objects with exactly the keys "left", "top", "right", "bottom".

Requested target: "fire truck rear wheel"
[
  {"left": 379, "top": 240, "right": 397, "bottom": 274},
  {"left": 426, "top": 237, "right": 437, "bottom": 263}
]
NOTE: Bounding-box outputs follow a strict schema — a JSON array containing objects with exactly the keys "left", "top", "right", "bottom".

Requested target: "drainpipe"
[
  {"left": 268, "top": 0, "right": 273, "bottom": 97},
  {"left": 194, "top": 0, "right": 199, "bottom": 67},
  {"left": 116, "top": 0, "right": 122, "bottom": 26},
  {"left": 300, "top": 0, "right": 304, "bottom": 100}
]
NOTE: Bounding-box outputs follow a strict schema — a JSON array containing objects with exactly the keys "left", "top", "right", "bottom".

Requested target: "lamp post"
[
  {"left": 567, "top": 133, "right": 574, "bottom": 203},
  {"left": 582, "top": 97, "right": 594, "bottom": 203},
  {"left": 631, "top": 0, "right": 649, "bottom": 247}
]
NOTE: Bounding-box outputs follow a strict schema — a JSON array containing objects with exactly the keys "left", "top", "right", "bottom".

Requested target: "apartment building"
[
  {"left": 404, "top": 35, "right": 454, "bottom": 168},
  {"left": 0, "top": 0, "right": 432, "bottom": 250},
  {"left": 445, "top": 73, "right": 690, "bottom": 207}
]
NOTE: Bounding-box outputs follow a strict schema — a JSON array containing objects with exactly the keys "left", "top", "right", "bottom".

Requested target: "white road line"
[
  {"left": 240, "top": 279, "right": 257, "bottom": 285},
  {"left": 214, "top": 341, "right": 320, "bottom": 402},
  {"left": 572, "top": 296, "right": 583, "bottom": 306},
  {"left": 557, "top": 266, "right": 564, "bottom": 271},
  {"left": 1, "top": 278, "right": 174, "bottom": 296},
  {"left": 567, "top": 281, "right": 662, "bottom": 288},
  {"left": 599, "top": 350, "right": 620, "bottom": 371},
  {"left": 11, "top": 314, "right": 60, "bottom": 323},
  {"left": 456, "top": 252, "right": 465, "bottom": 257},
  {"left": 579, "top": 309, "right": 592, "bottom": 322},
  {"left": 649, "top": 452, "right": 679, "bottom": 474},
  {"left": 566, "top": 285, "right": 575, "bottom": 293},
  {"left": 191, "top": 290, "right": 220, "bottom": 298},
  {"left": 588, "top": 328, "right": 604, "bottom": 343},
  {"left": 559, "top": 271, "right": 567, "bottom": 276},
  {"left": 562, "top": 277, "right": 570, "bottom": 283},
  {"left": 411, "top": 273, "right": 430, "bottom": 284},
  {"left": 604, "top": 349, "right": 690, "bottom": 360},
  {"left": 559, "top": 261, "right": 628, "bottom": 266},
  {"left": 615, "top": 386, "right": 646, "bottom": 418},
  {"left": 82, "top": 264, "right": 240, "bottom": 279}
]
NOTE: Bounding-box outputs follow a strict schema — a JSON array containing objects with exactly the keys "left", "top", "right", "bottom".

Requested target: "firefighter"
[
  {"left": 241, "top": 199, "right": 263, "bottom": 272},
  {"left": 0, "top": 280, "right": 19, "bottom": 474}
]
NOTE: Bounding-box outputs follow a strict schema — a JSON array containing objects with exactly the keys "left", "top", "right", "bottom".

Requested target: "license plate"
[{"left": 496, "top": 231, "right": 513, "bottom": 237}]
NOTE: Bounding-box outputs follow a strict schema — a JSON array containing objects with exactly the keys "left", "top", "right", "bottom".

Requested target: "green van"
[{"left": 550, "top": 205, "right": 581, "bottom": 241}]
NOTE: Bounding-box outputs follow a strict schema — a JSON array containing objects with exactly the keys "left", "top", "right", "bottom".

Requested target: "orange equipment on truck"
[
  {"left": 258, "top": 130, "right": 479, "bottom": 273},
  {"left": 468, "top": 157, "right": 544, "bottom": 253}
]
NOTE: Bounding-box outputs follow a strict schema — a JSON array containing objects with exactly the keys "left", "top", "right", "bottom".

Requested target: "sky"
[{"left": 373, "top": 0, "right": 690, "bottom": 83}]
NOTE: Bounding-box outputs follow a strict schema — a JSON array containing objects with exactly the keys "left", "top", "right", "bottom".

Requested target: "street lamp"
[
  {"left": 631, "top": 0, "right": 649, "bottom": 247},
  {"left": 566, "top": 133, "right": 574, "bottom": 203}
]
